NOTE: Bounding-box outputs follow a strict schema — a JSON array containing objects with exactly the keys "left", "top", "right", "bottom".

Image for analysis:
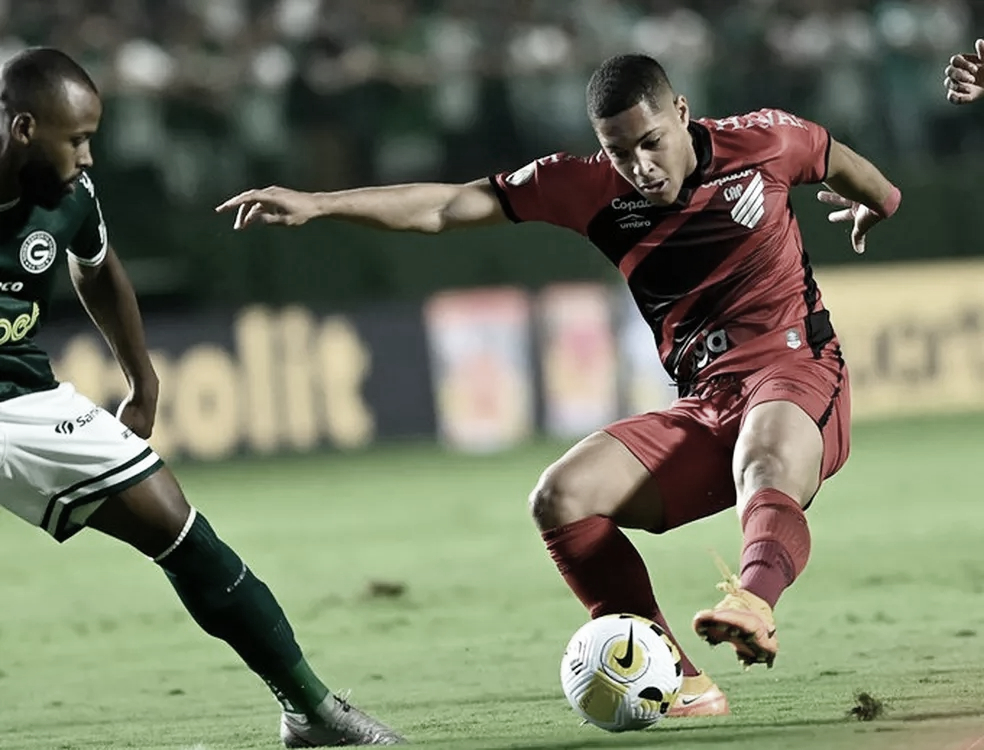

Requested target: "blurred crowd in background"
[
  {"left": 4, "top": 0, "right": 982, "bottom": 201},
  {"left": 4, "top": 0, "right": 984, "bottom": 309}
]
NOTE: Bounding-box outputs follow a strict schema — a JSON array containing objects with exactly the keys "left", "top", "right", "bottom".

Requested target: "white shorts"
[{"left": 0, "top": 383, "right": 164, "bottom": 542}]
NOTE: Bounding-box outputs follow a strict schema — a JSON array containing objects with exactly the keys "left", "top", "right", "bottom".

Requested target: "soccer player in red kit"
[
  {"left": 217, "top": 55, "right": 902, "bottom": 717},
  {"left": 943, "top": 38, "right": 984, "bottom": 104}
]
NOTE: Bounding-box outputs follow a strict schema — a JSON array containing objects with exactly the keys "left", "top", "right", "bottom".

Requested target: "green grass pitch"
[{"left": 2, "top": 415, "right": 984, "bottom": 749}]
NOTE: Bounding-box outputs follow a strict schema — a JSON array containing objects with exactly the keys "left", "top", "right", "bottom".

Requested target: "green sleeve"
[{"left": 67, "top": 172, "right": 108, "bottom": 266}]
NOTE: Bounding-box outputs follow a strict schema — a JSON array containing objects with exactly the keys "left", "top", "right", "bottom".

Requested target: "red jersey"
[{"left": 490, "top": 109, "right": 838, "bottom": 395}]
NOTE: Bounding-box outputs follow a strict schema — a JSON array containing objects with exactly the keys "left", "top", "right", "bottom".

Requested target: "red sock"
[
  {"left": 739, "top": 489, "right": 811, "bottom": 608},
  {"left": 542, "top": 515, "right": 699, "bottom": 677}
]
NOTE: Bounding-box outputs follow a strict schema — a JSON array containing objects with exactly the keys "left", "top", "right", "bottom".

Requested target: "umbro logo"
[{"left": 617, "top": 212, "right": 651, "bottom": 230}]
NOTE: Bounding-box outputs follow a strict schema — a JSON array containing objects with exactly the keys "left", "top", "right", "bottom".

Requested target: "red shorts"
[{"left": 604, "top": 347, "right": 850, "bottom": 532}]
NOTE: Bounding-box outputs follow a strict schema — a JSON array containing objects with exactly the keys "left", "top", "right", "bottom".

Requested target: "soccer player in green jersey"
[{"left": 0, "top": 47, "right": 404, "bottom": 747}]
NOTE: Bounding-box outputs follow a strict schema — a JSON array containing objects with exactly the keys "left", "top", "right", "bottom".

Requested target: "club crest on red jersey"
[{"left": 723, "top": 171, "right": 765, "bottom": 229}]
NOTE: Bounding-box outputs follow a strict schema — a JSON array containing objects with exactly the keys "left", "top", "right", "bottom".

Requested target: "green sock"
[
  {"left": 156, "top": 510, "right": 330, "bottom": 714},
  {"left": 268, "top": 658, "right": 332, "bottom": 714}
]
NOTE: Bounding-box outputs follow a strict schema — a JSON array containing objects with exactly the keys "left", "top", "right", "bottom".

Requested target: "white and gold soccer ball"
[{"left": 560, "top": 613, "right": 683, "bottom": 732}]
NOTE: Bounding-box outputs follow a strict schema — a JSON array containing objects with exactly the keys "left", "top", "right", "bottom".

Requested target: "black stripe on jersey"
[
  {"left": 795, "top": 134, "right": 837, "bottom": 353},
  {"left": 799, "top": 240, "right": 819, "bottom": 310},
  {"left": 624, "top": 216, "right": 751, "bottom": 351},
  {"left": 797, "top": 245, "right": 835, "bottom": 356},
  {"left": 487, "top": 177, "right": 522, "bottom": 223},
  {"left": 586, "top": 194, "right": 666, "bottom": 265},
  {"left": 586, "top": 123, "right": 713, "bottom": 266},
  {"left": 663, "top": 267, "right": 754, "bottom": 387}
]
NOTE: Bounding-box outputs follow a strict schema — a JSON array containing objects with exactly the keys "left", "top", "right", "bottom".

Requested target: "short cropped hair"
[
  {"left": 586, "top": 54, "right": 674, "bottom": 119},
  {"left": 0, "top": 47, "right": 99, "bottom": 119}
]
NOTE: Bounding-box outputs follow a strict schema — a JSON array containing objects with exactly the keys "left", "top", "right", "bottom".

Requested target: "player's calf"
[
  {"left": 532, "top": 432, "right": 706, "bottom": 680},
  {"left": 694, "top": 400, "right": 820, "bottom": 667},
  {"left": 693, "top": 489, "right": 809, "bottom": 668},
  {"left": 90, "top": 473, "right": 403, "bottom": 740},
  {"left": 152, "top": 507, "right": 333, "bottom": 715}
]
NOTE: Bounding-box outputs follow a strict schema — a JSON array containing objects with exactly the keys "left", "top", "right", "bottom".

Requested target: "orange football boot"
[
  {"left": 667, "top": 672, "right": 730, "bottom": 717},
  {"left": 693, "top": 570, "right": 779, "bottom": 668}
]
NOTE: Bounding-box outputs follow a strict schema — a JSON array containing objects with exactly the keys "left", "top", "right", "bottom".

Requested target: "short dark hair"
[
  {"left": 586, "top": 54, "right": 673, "bottom": 119},
  {"left": 0, "top": 47, "right": 99, "bottom": 119}
]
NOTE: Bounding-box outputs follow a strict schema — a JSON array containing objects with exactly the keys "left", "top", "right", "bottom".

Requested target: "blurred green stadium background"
[{"left": 6, "top": 0, "right": 982, "bottom": 310}]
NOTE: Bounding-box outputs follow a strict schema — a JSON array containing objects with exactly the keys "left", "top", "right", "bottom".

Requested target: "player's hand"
[
  {"left": 116, "top": 381, "right": 158, "bottom": 439},
  {"left": 944, "top": 39, "right": 984, "bottom": 104},
  {"left": 214, "top": 186, "right": 320, "bottom": 230},
  {"left": 816, "top": 189, "right": 884, "bottom": 255}
]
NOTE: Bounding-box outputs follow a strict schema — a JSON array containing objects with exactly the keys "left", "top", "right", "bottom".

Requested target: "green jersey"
[{"left": 0, "top": 172, "right": 107, "bottom": 401}]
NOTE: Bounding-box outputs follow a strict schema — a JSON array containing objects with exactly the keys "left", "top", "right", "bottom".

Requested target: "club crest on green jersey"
[{"left": 19, "top": 231, "right": 58, "bottom": 274}]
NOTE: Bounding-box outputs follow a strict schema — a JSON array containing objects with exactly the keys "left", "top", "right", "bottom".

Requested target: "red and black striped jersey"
[{"left": 490, "top": 109, "right": 838, "bottom": 394}]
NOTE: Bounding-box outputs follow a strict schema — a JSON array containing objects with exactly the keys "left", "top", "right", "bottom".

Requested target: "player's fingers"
[
  {"left": 242, "top": 202, "right": 277, "bottom": 228},
  {"left": 827, "top": 208, "right": 854, "bottom": 223},
  {"left": 851, "top": 226, "right": 866, "bottom": 254},
  {"left": 950, "top": 54, "right": 980, "bottom": 73},
  {"left": 215, "top": 189, "right": 265, "bottom": 213},
  {"left": 945, "top": 65, "right": 976, "bottom": 84},
  {"left": 976, "top": 39, "right": 984, "bottom": 60},
  {"left": 247, "top": 204, "right": 293, "bottom": 227},
  {"left": 851, "top": 221, "right": 870, "bottom": 255},
  {"left": 816, "top": 190, "right": 852, "bottom": 207},
  {"left": 946, "top": 78, "right": 973, "bottom": 95},
  {"left": 947, "top": 89, "right": 974, "bottom": 104},
  {"left": 239, "top": 203, "right": 260, "bottom": 228}
]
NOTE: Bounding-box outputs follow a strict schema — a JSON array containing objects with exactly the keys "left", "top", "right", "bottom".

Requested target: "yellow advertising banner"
[
  {"left": 49, "top": 305, "right": 429, "bottom": 462},
  {"left": 816, "top": 260, "right": 984, "bottom": 420}
]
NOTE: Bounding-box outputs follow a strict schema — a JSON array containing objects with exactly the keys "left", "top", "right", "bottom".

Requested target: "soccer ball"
[{"left": 560, "top": 613, "right": 683, "bottom": 732}]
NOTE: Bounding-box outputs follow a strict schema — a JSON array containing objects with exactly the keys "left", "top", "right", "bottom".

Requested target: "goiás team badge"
[{"left": 20, "top": 231, "right": 58, "bottom": 274}]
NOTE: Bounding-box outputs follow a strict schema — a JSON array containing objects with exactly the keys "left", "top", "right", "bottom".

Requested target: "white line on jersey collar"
[{"left": 0, "top": 197, "right": 19, "bottom": 212}]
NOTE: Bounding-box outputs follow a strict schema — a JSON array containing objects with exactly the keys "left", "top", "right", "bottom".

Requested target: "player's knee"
[
  {"left": 529, "top": 465, "right": 593, "bottom": 531},
  {"left": 736, "top": 451, "right": 789, "bottom": 499},
  {"left": 735, "top": 450, "right": 814, "bottom": 509}
]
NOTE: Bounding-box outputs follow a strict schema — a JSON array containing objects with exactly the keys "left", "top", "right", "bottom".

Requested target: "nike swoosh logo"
[
  {"left": 614, "top": 623, "right": 635, "bottom": 669},
  {"left": 680, "top": 695, "right": 702, "bottom": 706}
]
